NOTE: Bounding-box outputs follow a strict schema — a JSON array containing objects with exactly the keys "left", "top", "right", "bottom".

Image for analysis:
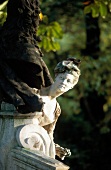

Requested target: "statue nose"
[{"left": 62, "top": 79, "right": 67, "bottom": 84}]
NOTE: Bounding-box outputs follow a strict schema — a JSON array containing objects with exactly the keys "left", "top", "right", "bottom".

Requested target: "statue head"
[
  {"left": 49, "top": 58, "right": 81, "bottom": 97},
  {"left": 54, "top": 58, "right": 81, "bottom": 77}
]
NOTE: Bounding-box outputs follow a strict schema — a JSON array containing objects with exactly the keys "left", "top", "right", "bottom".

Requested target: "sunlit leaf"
[
  {"left": 38, "top": 20, "right": 63, "bottom": 52},
  {"left": 84, "top": 4, "right": 92, "bottom": 14},
  {"left": 91, "top": 4, "right": 99, "bottom": 17},
  {"left": 52, "top": 42, "right": 60, "bottom": 51},
  {"left": 0, "top": 0, "right": 8, "bottom": 11},
  {"left": 39, "top": 12, "right": 43, "bottom": 21},
  {"left": 99, "top": 2, "right": 107, "bottom": 18}
]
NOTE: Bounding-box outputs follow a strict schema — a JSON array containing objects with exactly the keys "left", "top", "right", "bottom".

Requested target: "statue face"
[{"left": 54, "top": 72, "right": 78, "bottom": 93}]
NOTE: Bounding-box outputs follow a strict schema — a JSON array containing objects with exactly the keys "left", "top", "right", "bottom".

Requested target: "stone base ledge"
[
  {"left": 0, "top": 102, "right": 42, "bottom": 119},
  {"left": 8, "top": 147, "right": 70, "bottom": 170}
]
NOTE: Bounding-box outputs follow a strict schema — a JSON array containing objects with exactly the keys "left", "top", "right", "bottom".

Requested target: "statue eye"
[
  {"left": 60, "top": 76, "right": 63, "bottom": 79},
  {"left": 67, "top": 79, "right": 71, "bottom": 83}
]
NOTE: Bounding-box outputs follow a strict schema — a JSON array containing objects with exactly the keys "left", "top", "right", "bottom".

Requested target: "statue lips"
[{"left": 59, "top": 83, "right": 66, "bottom": 89}]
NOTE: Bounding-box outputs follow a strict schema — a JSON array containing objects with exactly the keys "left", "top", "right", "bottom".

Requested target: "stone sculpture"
[
  {"left": 0, "top": 0, "right": 81, "bottom": 161},
  {"left": 0, "top": 0, "right": 53, "bottom": 113},
  {"left": 16, "top": 58, "right": 81, "bottom": 159}
]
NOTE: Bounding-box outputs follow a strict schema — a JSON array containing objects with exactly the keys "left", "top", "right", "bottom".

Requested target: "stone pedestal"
[
  {"left": 0, "top": 102, "right": 70, "bottom": 170},
  {"left": 8, "top": 147, "right": 69, "bottom": 170}
]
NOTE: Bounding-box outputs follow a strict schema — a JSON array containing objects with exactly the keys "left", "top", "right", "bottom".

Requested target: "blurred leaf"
[
  {"left": 42, "top": 15, "right": 48, "bottom": 24},
  {"left": 109, "top": 2, "right": 111, "bottom": 12},
  {"left": 0, "top": 1, "right": 8, "bottom": 26},
  {"left": 50, "top": 22, "right": 63, "bottom": 38},
  {"left": 84, "top": 0, "right": 108, "bottom": 18},
  {"left": 99, "top": 2, "right": 107, "bottom": 18},
  {"left": 0, "top": 11, "right": 3, "bottom": 16},
  {"left": 84, "top": 4, "right": 92, "bottom": 14},
  {"left": 0, "top": 0, "right": 8, "bottom": 11},
  {"left": 100, "top": 125, "right": 110, "bottom": 134},
  {"left": 91, "top": 4, "right": 99, "bottom": 18},
  {"left": 38, "top": 21, "right": 63, "bottom": 52},
  {"left": 52, "top": 41, "right": 60, "bottom": 51}
]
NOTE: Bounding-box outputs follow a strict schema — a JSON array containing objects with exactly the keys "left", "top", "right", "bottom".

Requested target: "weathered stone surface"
[
  {"left": 0, "top": 102, "right": 70, "bottom": 170},
  {"left": 0, "top": 102, "right": 44, "bottom": 169},
  {"left": 16, "top": 123, "right": 55, "bottom": 158},
  {"left": 8, "top": 147, "right": 69, "bottom": 170}
]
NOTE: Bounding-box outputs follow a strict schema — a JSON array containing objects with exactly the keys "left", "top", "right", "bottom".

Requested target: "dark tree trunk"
[
  {"left": 80, "top": 90, "right": 106, "bottom": 125},
  {"left": 0, "top": 0, "right": 5, "bottom": 4},
  {"left": 81, "top": 13, "right": 100, "bottom": 59}
]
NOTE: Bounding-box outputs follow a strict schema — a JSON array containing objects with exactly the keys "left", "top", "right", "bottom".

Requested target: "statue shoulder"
[{"left": 54, "top": 101, "right": 61, "bottom": 118}]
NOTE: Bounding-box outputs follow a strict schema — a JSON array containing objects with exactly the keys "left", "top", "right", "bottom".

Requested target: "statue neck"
[
  {"left": 40, "top": 84, "right": 64, "bottom": 99},
  {"left": 40, "top": 86, "right": 51, "bottom": 97}
]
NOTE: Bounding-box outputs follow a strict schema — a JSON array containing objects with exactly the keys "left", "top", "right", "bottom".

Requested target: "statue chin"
[
  {"left": 57, "top": 87, "right": 69, "bottom": 94},
  {"left": 55, "top": 89, "right": 64, "bottom": 96}
]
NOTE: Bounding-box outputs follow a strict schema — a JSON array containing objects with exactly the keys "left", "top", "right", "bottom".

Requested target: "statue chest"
[{"left": 38, "top": 97, "right": 57, "bottom": 126}]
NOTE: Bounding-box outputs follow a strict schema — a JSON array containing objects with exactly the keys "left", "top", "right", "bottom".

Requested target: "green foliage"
[
  {"left": 38, "top": 16, "right": 63, "bottom": 52},
  {"left": 100, "top": 125, "right": 110, "bottom": 134},
  {"left": 84, "top": 0, "right": 111, "bottom": 18},
  {"left": 0, "top": 1, "right": 8, "bottom": 26},
  {"left": 43, "top": 3, "right": 111, "bottom": 168}
]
